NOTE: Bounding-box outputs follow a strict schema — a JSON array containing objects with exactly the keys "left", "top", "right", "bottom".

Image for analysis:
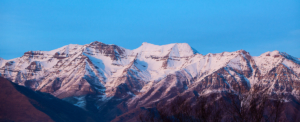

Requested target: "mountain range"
[{"left": 1, "top": 41, "right": 300, "bottom": 121}]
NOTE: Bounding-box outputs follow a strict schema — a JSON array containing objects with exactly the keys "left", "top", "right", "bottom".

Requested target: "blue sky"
[{"left": 0, "top": 0, "right": 299, "bottom": 59}]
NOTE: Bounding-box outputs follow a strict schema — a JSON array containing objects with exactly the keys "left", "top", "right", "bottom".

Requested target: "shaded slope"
[
  {"left": 0, "top": 77, "right": 101, "bottom": 122},
  {"left": 0, "top": 77, "right": 53, "bottom": 122}
]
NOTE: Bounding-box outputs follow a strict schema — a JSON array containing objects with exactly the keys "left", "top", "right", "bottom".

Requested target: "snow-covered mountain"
[{"left": 1, "top": 41, "right": 300, "bottom": 121}]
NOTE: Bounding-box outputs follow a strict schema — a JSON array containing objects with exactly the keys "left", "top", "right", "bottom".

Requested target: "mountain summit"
[{"left": 1, "top": 41, "right": 300, "bottom": 121}]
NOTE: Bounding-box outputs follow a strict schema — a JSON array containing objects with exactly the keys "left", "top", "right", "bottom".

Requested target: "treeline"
[{"left": 138, "top": 91, "right": 299, "bottom": 122}]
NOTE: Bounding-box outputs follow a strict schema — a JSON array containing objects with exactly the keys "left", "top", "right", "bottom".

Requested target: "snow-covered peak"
[
  {"left": 89, "top": 41, "right": 101, "bottom": 45},
  {"left": 253, "top": 50, "right": 285, "bottom": 75},
  {"left": 61, "top": 44, "right": 82, "bottom": 55},
  {"left": 259, "top": 50, "right": 281, "bottom": 57},
  {"left": 280, "top": 52, "right": 300, "bottom": 65},
  {"left": 236, "top": 49, "right": 249, "bottom": 54},
  {"left": 254, "top": 50, "right": 300, "bottom": 67},
  {"left": 134, "top": 42, "right": 195, "bottom": 57},
  {"left": 88, "top": 41, "right": 106, "bottom": 46},
  {"left": 0, "top": 57, "right": 6, "bottom": 68},
  {"left": 46, "top": 44, "right": 83, "bottom": 56},
  {"left": 88, "top": 41, "right": 117, "bottom": 47},
  {"left": 271, "top": 50, "right": 280, "bottom": 55}
]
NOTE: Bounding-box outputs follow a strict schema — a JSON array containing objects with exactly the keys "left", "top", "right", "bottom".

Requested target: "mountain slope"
[
  {"left": 0, "top": 77, "right": 102, "bottom": 122},
  {"left": 1, "top": 41, "right": 300, "bottom": 121},
  {"left": 0, "top": 77, "right": 53, "bottom": 122}
]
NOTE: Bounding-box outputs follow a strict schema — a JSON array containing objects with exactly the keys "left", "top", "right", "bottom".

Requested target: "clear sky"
[{"left": 0, "top": 0, "right": 299, "bottom": 59}]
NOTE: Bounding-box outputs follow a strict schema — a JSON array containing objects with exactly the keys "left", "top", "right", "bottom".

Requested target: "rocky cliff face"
[{"left": 1, "top": 41, "right": 300, "bottom": 121}]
